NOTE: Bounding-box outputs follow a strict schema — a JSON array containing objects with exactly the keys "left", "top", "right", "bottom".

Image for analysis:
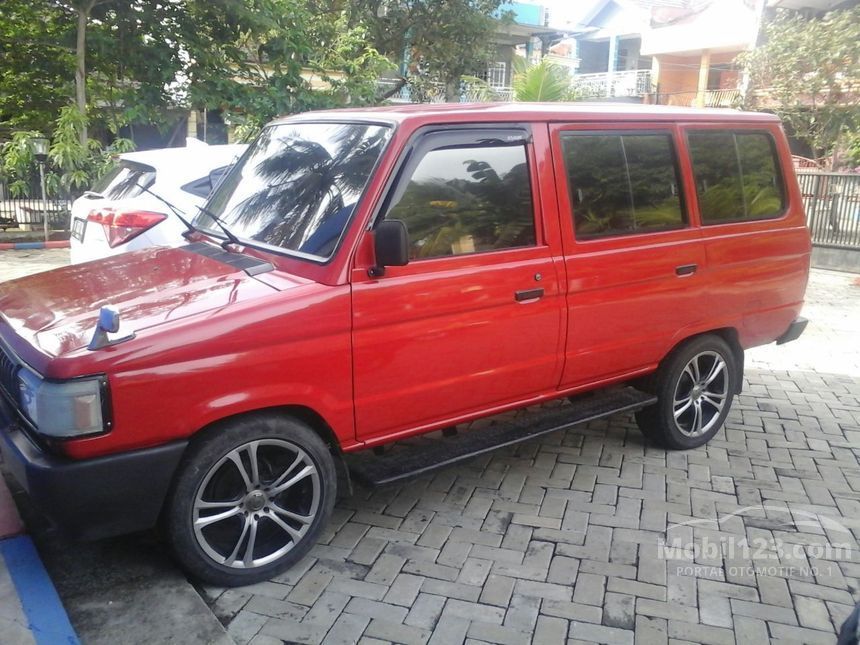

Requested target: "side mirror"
[
  {"left": 88, "top": 305, "right": 134, "bottom": 350},
  {"left": 370, "top": 219, "right": 409, "bottom": 277}
]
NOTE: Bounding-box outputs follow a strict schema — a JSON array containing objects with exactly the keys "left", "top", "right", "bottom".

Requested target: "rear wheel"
[
  {"left": 165, "top": 414, "right": 336, "bottom": 586},
  {"left": 635, "top": 335, "right": 737, "bottom": 450}
]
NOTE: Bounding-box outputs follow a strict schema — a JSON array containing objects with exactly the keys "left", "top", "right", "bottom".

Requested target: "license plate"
[{"left": 71, "top": 217, "right": 86, "bottom": 241}]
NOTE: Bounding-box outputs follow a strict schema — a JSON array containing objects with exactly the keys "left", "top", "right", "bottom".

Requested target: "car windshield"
[{"left": 195, "top": 122, "right": 391, "bottom": 260}]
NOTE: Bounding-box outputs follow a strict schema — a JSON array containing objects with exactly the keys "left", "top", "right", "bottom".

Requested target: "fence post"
[
  {"left": 38, "top": 164, "right": 49, "bottom": 242},
  {"left": 808, "top": 174, "right": 821, "bottom": 236}
]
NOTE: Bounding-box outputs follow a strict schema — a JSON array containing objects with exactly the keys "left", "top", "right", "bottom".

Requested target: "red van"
[{"left": 0, "top": 104, "right": 809, "bottom": 585}]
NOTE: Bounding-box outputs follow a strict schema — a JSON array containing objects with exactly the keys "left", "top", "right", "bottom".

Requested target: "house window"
[{"left": 486, "top": 62, "right": 507, "bottom": 89}]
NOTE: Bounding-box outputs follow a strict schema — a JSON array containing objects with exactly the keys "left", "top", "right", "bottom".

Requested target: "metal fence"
[
  {"left": 796, "top": 171, "right": 860, "bottom": 250},
  {"left": 571, "top": 69, "right": 652, "bottom": 100},
  {"left": 0, "top": 177, "right": 72, "bottom": 232}
]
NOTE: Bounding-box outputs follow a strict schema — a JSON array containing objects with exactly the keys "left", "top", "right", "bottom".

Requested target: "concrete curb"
[
  {"left": 0, "top": 537, "right": 80, "bottom": 645},
  {"left": 0, "top": 241, "right": 70, "bottom": 251},
  {"left": 1, "top": 474, "right": 79, "bottom": 644}
]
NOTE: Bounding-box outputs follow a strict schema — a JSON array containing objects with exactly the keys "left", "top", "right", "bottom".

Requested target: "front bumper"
[{"left": 0, "top": 397, "right": 187, "bottom": 541}]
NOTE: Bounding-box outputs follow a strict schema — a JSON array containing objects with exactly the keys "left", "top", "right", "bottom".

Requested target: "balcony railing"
[
  {"left": 571, "top": 69, "right": 653, "bottom": 99},
  {"left": 647, "top": 89, "right": 741, "bottom": 108},
  {"left": 703, "top": 89, "right": 741, "bottom": 108}
]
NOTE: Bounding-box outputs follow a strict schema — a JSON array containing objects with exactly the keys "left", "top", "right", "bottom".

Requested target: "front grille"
[{"left": 0, "top": 342, "right": 19, "bottom": 403}]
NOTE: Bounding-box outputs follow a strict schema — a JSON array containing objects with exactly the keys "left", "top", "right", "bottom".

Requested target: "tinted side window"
[
  {"left": 181, "top": 174, "right": 214, "bottom": 199},
  {"left": 561, "top": 132, "right": 685, "bottom": 239},
  {"left": 737, "top": 134, "right": 785, "bottom": 219},
  {"left": 687, "top": 130, "right": 785, "bottom": 224},
  {"left": 386, "top": 144, "right": 535, "bottom": 260}
]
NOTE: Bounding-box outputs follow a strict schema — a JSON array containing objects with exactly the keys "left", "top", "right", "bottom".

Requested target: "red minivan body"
[{"left": 0, "top": 104, "right": 810, "bottom": 583}]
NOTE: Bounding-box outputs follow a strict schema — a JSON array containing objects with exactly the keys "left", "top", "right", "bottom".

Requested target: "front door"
[{"left": 351, "top": 127, "right": 564, "bottom": 442}]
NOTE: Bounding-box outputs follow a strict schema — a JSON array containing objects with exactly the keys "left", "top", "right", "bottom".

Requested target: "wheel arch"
[
  {"left": 640, "top": 327, "right": 744, "bottom": 395},
  {"left": 162, "top": 404, "right": 353, "bottom": 526},
  {"left": 703, "top": 327, "right": 744, "bottom": 395},
  {"left": 213, "top": 405, "right": 353, "bottom": 497}
]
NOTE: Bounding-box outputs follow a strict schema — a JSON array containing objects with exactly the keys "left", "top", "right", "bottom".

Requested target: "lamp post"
[{"left": 31, "top": 136, "right": 50, "bottom": 243}]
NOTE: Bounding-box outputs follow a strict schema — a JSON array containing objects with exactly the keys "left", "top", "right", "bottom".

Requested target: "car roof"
[
  {"left": 118, "top": 143, "right": 247, "bottom": 186},
  {"left": 276, "top": 102, "right": 780, "bottom": 127},
  {"left": 120, "top": 144, "right": 248, "bottom": 174}
]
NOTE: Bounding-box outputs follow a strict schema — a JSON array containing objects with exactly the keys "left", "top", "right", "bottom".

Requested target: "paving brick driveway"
[{"left": 200, "top": 269, "right": 860, "bottom": 645}]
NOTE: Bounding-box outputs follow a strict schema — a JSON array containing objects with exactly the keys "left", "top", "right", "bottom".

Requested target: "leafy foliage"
[
  {"left": 737, "top": 6, "right": 860, "bottom": 167},
  {"left": 0, "top": 0, "right": 74, "bottom": 132},
  {"left": 1, "top": 0, "right": 391, "bottom": 142},
  {"left": 1, "top": 106, "right": 133, "bottom": 197},
  {"left": 512, "top": 56, "right": 578, "bottom": 102},
  {"left": 1, "top": 0, "right": 395, "bottom": 193},
  {"left": 352, "top": 0, "right": 510, "bottom": 100},
  {"left": 181, "top": 0, "right": 391, "bottom": 131}
]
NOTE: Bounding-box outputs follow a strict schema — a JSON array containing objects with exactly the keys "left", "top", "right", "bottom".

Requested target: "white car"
[{"left": 70, "top": 139, "right": 247, "bottom": 264}]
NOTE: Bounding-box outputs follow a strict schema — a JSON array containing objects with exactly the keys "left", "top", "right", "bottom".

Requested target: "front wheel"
[
  {"left": 165, "top": 414, "right": 336, "bottom": 586},
  {"left": 635, "top": 335, "right": 737, "bottom": 450}
]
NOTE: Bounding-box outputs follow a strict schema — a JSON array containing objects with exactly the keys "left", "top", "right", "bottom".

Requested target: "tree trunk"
[
  {"left": 445, "top": 79, "right": 459, "bottom": 103},
  {"left": 75, "top": 5, "right": 90, "bottom": 146}
]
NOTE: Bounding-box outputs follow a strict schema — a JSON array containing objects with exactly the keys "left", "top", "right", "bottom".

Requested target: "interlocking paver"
[
  {"left": 404, "top": 593, "right": 446, "bottom": 630},
  {"left": 478, "top": 574, "right": 515, "bottom": 608},
  {"left": 200, "top": 269, "right": 860, "bottom": 644},
  {"left": 568, "top": 621, "right": 634, "bottom": 645},
  {"left": 603, "top": 592, "right": 635, "bottom": 630},
  {"left": 363, "top": 618, "right": 430, "bottom": 645},
  {"left": 540, "top": 599, "right": 602, "bottom": 624},
  {"left": 502, "top": 593, "right": 540, "bottom": 631},
  {"left": 322, "top": 613, "right": 371, "bottom": 645}
]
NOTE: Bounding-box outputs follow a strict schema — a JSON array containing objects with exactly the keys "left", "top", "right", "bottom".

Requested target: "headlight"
[{"left": 17, "top": 368, "right": 108, "bottom": 438}]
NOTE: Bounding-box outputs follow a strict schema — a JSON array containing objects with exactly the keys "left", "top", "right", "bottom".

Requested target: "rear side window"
[
  {"left": 687, "top": 131, "right": 785, "bottom": 224},
  {"left": 386, "top": 144, "right": 535, "bottom": 260},
  {"left": 181, "top": 174, "right": 213, "bottom": 199},
  {"left": 92, "top": 161, "right": 156, "bottom": 200},
  {"left": 561, "top": 132, "right": 685, "bottom": 239}
]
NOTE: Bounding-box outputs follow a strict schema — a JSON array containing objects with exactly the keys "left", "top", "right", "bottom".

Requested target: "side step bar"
[{"left": 345, "top": 387, "right": 657, "bottom": 486}]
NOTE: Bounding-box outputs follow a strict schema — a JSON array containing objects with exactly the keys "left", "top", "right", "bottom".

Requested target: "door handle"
[
  {"left": 675, "top": 264, "right": 698, "bottom": 276},
  {"left": 515, "top": 288, "right": 544, "bottom": 302}
]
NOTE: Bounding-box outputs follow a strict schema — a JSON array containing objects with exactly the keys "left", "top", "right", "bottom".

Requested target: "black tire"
[
  {"left": 635, "top": 335, "right": 737, "bottom": 450},
  {"left": 165, "top": 413, "right": 337, "bottom": 586}
]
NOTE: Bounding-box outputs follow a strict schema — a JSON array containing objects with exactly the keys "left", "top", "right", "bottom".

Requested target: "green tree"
[
  {"left": 738, "top": 6, "right": 860, "bottom": 167},
  {"left": 68, "top": 0, "right": 114, "bottom": 145},
  {"left": 512, "top": 56, "right": 577, "bottom": 102},
  {"left": 1, "top": 1, "right": 389, "bottom": 191},
  {"left": 1, "top": 106, "right": 133, "bottom": 197},
  {"left": 353, "top": 0, "right": 510, "bottom": 101},
  {"left": 177, "top": 0, "right": 390, "bottom": 132},
  {"left": 0, "top": 1, "right": 73, "bottom": 132},
  {"left": 2, "top": 1, "right": 388, "bottom": 141}
]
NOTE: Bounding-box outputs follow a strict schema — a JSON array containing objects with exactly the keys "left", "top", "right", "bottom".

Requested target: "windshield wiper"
[
  {"left": 194, "top": 203, "right": 242, "bottom": 248},
  {"left": 133, "top": 182, "right": 198, "bottom": 239},
  {"left": 133, "top": 182, "right": 242, "bottom": 248}
]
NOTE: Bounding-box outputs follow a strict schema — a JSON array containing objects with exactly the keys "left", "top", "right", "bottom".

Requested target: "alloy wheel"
[
  {"left": 672, "top": 350, "right": 729, "bottom": 437},
  {"left": 192, "top": 439, "right": 320, "bottom": 569}
]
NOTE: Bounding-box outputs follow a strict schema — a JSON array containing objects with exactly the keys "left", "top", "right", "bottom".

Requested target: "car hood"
[{"left": 0, "top": 244, "right": 286, "bottom": 359}]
